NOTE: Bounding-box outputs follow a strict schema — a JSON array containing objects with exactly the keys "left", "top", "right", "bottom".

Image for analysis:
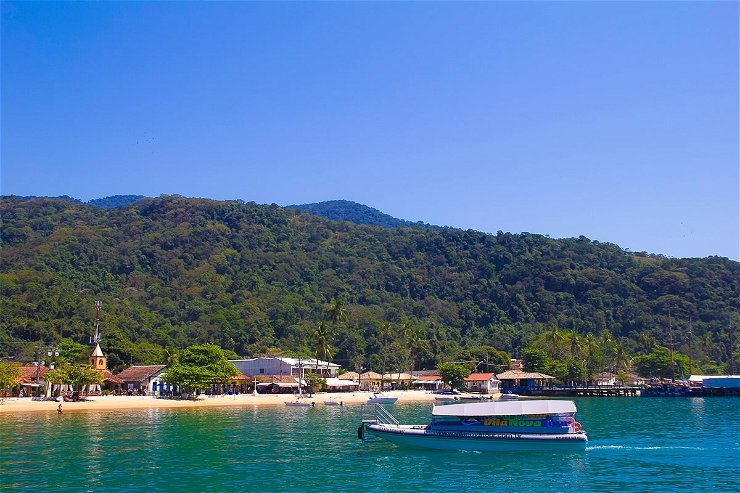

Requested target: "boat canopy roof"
[{"left": 432, "top": 400, "right": 577, "bottom": 417}]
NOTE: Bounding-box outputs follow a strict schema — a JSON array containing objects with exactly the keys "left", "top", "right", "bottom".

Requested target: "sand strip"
[{"left": 0, "top": 390, "right": 439, "bottom": 414}]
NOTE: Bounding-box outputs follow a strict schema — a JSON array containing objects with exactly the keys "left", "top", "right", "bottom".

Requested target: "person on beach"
[{"left": 57, "top": 403, "right": 63, "bottom": 414}]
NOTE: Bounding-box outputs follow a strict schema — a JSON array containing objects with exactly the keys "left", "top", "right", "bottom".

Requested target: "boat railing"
[{"left": 361, "top": 403, "right": 399, "bottom": 426}]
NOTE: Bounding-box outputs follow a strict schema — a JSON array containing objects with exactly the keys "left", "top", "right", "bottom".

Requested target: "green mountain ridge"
[
  {"left": 287, "top": 200, "right": 441, "bottom": 229},
  {"left": 1, "top": 195, "right": 737, "bottom": 373}
]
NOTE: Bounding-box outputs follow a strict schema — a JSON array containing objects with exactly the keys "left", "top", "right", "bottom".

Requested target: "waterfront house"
[
  {"left": 116, "top": 365, "right": 167, "bottom": 395},
  {"left": 412, "top": 374, "right": 444, "bottom": 391},
  {"left": 15, "top": 366, "right": 49, "bottom": 397},
  {"left": 338, "top": 371, "right": 359, "bottom": 381},
  {"left": 382, "top": 372, "right": 414, "bottom": 390},
  {"left": 254, "top": 375, "right": 307, "bottom": 394},
  {"left": 464, "top": 373, "right": 501, "bottom": 394},
  {"left": 359, "top": 372, "right": 383, "bottom": 392},
  {"left": 230, "top": 357, "right": 340, "bottom": 379},
  {"left": 323, "top": 377, "right": 359, "bottom": 392},
  {"left": 496, "top": 370, "right": 555, "bottom": 393}
]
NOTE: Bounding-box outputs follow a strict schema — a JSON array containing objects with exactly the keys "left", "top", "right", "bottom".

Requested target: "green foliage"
[
  {"left": 522, "top": 347, "right": 550, "bottom": 373},
  {"left": 304, "top": 372, "right": 326, "bottom": 393},
  {"left": 633, "top": 345, "right": 690, "bottom": 379},
  {"left": 0, "top": 196, "right": 738, "bottom": 375},
  {"left": 437, "top": 362, "right": 470, "bottom": 390},
  {"left": 45, "top": 364, "right": 103, "bottom": 389},
  {"left": 163, "top": 343, "right": 238, "bottom": 391},
  {"left": 0, "top": 362, "right": 22, "bottom": 394},
  {"left": 289, "top": 200, "right": 436, "bottom": 229}
]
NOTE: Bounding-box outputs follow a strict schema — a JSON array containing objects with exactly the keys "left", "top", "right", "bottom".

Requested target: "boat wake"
[{"left": 587, "top": 445, "right": 709, "bottom": 451}]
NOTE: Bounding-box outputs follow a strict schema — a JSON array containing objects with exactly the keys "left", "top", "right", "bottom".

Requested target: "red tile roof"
[
  {"left": 464, "top": 373, "right": 496, "bottom": 382},
  {"left": 99, "top": 369, "right": 124, "bottom": 384},
  {"left": 416, "top": 375, "right": 443, "bottom": 381},
  {"left": 115, "top": 365, "right": 167, "bottom": 383},
  {"left": 17, "top": 366, "right": 49, "bottom": 383}
]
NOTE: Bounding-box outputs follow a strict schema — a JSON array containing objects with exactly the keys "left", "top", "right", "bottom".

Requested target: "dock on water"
[{"left": 520, "top": 387, "right": 641, "bottom": 397}]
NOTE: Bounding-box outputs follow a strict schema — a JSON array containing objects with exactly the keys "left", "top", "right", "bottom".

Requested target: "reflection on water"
[{"left": 2, "top": 398, "right": 738, "bottom": 493}]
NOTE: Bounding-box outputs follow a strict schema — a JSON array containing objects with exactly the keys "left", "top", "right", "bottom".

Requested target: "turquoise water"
[{"left": 1, "top": 398, "right": 738, "bottom": 492}]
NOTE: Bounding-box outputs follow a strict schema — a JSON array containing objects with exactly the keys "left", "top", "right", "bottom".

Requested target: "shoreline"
[{"left": 0, "top": 390, "right": 439, "bottom": 414}]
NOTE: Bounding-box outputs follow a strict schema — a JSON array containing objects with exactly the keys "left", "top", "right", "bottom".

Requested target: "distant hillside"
[
  {"left": 87, "top": 195, "right": 145, "bottom": 209},
  {"left": 289, "top": 200, "right": 439, "bottom": 229},
  {"left": 9, "top": 194, "right": 145, "bottom": 209},
  {"left": 1, "top": 195, "right": 737, "bottom": 373}
]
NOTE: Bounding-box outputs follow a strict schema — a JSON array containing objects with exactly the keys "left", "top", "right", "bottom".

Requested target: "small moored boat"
[
  {"left": 359, "top": 400, "right": 587, "bottom": 451},
  {"left": 285, "top": 399, "right": 314, "bottom": 407}
]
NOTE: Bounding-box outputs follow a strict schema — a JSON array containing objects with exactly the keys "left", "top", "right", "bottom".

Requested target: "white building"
[{"left": 230, "top": 357, "right": 340, "bottom": 378}]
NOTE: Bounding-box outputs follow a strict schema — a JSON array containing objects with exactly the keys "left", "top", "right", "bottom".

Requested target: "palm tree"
[
  {"left": 327, "top": 298, "right": 347, "bottom": 325},
  {"left": 584, "top": 333, "right": 602, "bottom": 384},
  {"left": 541, "top": 325, "right": 567, "bottom": 359},
  {"left": 312, "top": 321, "right": 335, "bottom": 384},
  {"left": 378, "top": 321, "right": 394, "bottom": 392},
  {"left": 568, "top": 330, "right": 584, "bottom": 360}
]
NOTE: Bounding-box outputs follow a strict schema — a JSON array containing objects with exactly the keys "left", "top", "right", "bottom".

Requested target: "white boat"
[
  {"left": 367, "top": 393, "right": 398, "bottom": 404},
  {"left": 359, "top": 400, "right": 587, "bottom": 451},
  {"left": 285, "top": 399, "right": 314, "bottom": 407},
  {"left": 499, "top": 393, "right": 519, "bottom": 400}
]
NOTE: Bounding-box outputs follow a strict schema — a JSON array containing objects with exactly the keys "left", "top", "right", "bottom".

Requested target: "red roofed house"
[
  {"left": 464, "top": 373, "right": 501, "bottom": 394},
  {"left": 115, "top": 365, "right": 167, "bottom": 395},
  {"left": 16, "top": 365, "right": 49, "bottom": 397},
  {"left": 412, "top": 374, "right": 445, "bottom": 391}
]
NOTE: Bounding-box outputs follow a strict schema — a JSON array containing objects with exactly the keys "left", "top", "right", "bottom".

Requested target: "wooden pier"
[{"left": 521, "top": 386, "right": 641, "bottom": 397}]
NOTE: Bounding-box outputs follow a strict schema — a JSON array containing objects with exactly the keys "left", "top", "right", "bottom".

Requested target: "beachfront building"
[
  {"left": 254, "top": 375, "right": 307, "bottom": 394},
  {"left": 116, "top": 365, "right": 168, "bottom": 395},
  {"left": 496, "top": 370, "right": 555, "bottom": 393},
  {"left": 230, "top": 357, "right": 340, "bottom": 378},
  {"left": 412, "top": 374, "right": 445, "bottom": 391},
  {"left": 324, "top": 377, "right": 359, "bottom": 392},
  {"left": 15, "top": 366, "right": 49, "bottom": 397},
  {"left": 359, "top": 372, "right": 383, "bottom": 392},
  {"left": 464, "top": 373, "right": 501, "bottom": 394},
  {"left": 382, "top": 372, "right": 414, "bottom": 390}
]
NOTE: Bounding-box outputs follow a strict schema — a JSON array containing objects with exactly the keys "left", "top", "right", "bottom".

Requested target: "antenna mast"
[{"left": 92, "top": 300, "right": 102, "bottom": 345}]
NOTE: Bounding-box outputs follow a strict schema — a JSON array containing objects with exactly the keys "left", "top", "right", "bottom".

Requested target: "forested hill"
[
  {"left": 1, "top": 195, "right": 738, "bottom": 372},
  {"left": 288, "top": 200, "right": 438, "bottom": 229}
]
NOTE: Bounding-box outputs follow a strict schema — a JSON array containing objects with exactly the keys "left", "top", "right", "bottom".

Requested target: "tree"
[
  {"left": 522, "top": 347, "right": 550, "bottom": 373},
  {"left": 565, "top": 359, "right": 586, "bottom": 385},
  {"left": 44, "top": 364, "right": 103, "bottom": 396},
  {"left": 633, "top": 345, "right": 690, "bottom": 379},
  {"left": 304, "top": 373, "right": 326, "bottom": 395},
  {"left": 312, "top": 321, "right": 335, "bottom": 385},
  {"left": 0, "top": 362, "right": 22, "bottom": 397},
  {"left": 163, "top": 343, "right": 238, "bottom": 394},
  {"left": 437, "top": 362, "right": 470, "bottom": 391},
  {"left": 326, "top": 298, "right": 347, "bottom": 325},
  {"left": 378, "top": 321, "right": 395, "bottom": 390}
]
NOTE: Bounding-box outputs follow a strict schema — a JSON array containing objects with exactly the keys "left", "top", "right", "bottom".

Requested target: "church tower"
[
  {"left": 89, "top": 343, "right": 107, "bottom": 370},
  {"left": 89, "top": 300, "right": 107, "bottom": 370}
]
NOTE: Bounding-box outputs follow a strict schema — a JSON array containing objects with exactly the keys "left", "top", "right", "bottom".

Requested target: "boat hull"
[{"left": 365, "top": 424, "right": 587, "bottom": 452}]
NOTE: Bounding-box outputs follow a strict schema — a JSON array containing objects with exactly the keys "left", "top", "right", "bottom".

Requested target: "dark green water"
[{"left": 1, "top": 398, "right": 738, "bottom": 492}]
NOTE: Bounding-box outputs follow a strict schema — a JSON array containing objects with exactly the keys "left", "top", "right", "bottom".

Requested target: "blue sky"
[{"left": 2, "top": 2, "right": 738, "bottom": 260}]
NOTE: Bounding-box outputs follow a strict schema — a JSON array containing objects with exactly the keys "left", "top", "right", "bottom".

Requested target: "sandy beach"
[{"left": 0, "top": 390, "right": 439, "bottom": 414}]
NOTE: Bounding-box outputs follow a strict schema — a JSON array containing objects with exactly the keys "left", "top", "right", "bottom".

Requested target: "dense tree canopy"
[
  {"left": 1, "top": 196, "right": 737, "bottom": 375},
  {"left": 163, "top": 343, "right": 238, "bottom": 391}
]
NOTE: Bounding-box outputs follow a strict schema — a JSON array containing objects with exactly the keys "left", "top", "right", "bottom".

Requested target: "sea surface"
[{"left": 1, "top": 397, "right": 738, "bottom": 492}]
